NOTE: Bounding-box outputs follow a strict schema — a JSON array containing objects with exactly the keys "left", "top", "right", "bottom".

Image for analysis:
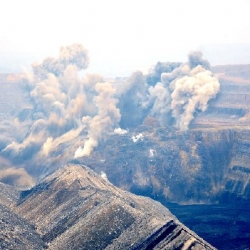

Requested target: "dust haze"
[{"left": 0, "top": 44, "right": 220, "bottom": 186}]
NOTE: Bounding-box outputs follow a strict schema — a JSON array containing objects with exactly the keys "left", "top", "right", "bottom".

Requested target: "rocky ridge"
[{"left": 1, "top": 164, "right": 215, "bottom": 249}]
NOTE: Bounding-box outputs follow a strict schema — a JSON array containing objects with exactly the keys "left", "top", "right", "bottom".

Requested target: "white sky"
[{"left": 1, "top": 0, "right": 250, "bottom": 76}]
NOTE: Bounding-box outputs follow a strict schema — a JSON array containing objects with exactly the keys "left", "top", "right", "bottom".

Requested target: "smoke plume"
[
  {"left": 118, "top": 71, "right": 149, "bottom": 128},
  {"left": 74, "top": 82, "right": 121, "bottom": 158},
  {"left": 171, "top": 65, "right": 220, "bottom": 130},
  {"left": 114, "top": 128, "right": 128, "bottom": 135},
  {"left": 188, "top": 51, "right": 210, "bottom": 70},
  {"left": 146, "top": 61, "right": 181, "bottom": 86},
  {"left": 31, "top": 44, "right": 89, "bottom": 80},
  {"left": 0, "top": 167, "right": 35, "bottom": 187},
  {"left": 147, "top": 82, "right": 172, "bottom": 125},
  {"left": 145, "top": 51, "right": 220, "bottom": 130},
  {"left": 1, "top": 44, "right": 121, "bottom": 173}
]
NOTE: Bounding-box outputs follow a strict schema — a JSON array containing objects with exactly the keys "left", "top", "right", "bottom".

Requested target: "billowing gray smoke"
[
  {"left": 188, "top": 51, "right": 210, "bottom": 70},
  {"left": 1, "top": 44, "right": 121, "bottom": 175},
  {"left": 74, "top": 82, "right": 120, "bottom": 158},
  {"left": 31, "top": 44, "right": 89, "bottom": 79},
  {"left": 146, "top": 61, "right": 181, "bottom": 86},
  {"left": 145, "top": 51, "right": 220, "bottom": 130},
  {"left": 147, "top": 81, "right": 172, "bottom": 125},
  {"left": 118, "top": 71, "right": 149, "bottom": 128},
  {"left": 170, "top": 65, "right": 220, "bottom": 130}
]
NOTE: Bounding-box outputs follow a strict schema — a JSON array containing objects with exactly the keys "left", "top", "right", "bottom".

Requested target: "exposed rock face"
[
  {"left": 8, "top": 164, "right": 215, "bottom": 249},
  {"left": 0, "top": 204, "right": 45, "bottom": 250},
  {"left": 82, "top": 126, "right": 250, "bottom": 204},
  {"left": 0, "top": 183, "right": 44, "bottom": 250}
]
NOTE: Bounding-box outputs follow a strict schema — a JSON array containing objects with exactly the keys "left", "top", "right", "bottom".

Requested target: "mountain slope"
[
  {"left": 0, "top": 182, "right": 46, "bottom": 249},
  {"left": 0, "top": 181, "right": 20, "bottom": 207},
  {"left": 14, "top": 164, "right": 215, "bottom": 249}
]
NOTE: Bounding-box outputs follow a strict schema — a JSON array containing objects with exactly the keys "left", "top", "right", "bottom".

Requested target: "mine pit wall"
[
  {"left": 171, "top": 128, "right": 250, "bottom": 204},
  {"left": 224, "top": 129, "right": 250, "bottom": 201},
  {"left": 156, "top": 129, "right": 237, "bottom": 204},
  {"left": 90, "top": 128, "right": 250, "bottom": 205},
  {"left": 186, "top": 129, "right": 234, "bottom": 202},
  {"left": 170, "top": 128, "right": 250, "bottom": 204}
]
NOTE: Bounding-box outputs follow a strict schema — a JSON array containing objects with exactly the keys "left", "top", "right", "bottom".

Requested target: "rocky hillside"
[
  {"left": 0, "top": 164, "right": 215, "bottom": 249},
  {"left": 0, "top": 182, "right": 45, "bottom": 250},
  {"left": 0, "top": 204, "right": 45, "bottom": 250},
  {"left": 0, "top": 182, "right": 20, "bottom": 207}
]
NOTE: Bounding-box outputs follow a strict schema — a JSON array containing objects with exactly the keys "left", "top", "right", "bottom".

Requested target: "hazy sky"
[{"left": 1, "top": 0, "right": 250, "bottom": 76}]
